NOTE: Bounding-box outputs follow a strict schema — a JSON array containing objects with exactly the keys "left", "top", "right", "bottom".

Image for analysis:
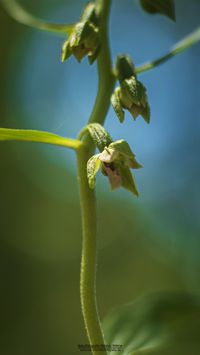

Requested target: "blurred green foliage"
[
  {"left": 0, "top": 0, "right": 200, "bottom": 354},
  {"left": 103, "top": 292, "right": 200, "bottom": 354}
]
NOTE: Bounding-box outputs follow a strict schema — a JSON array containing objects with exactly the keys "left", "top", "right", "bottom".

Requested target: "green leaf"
[
  {"left": 140, "top": 0, "right": 176, "bottom": 21},
  {"left": 103, "top": 292, "right": 200, "bottom": 354},
  {"left": 1, "top": 0, "right": 74, "bottom": 35},
  {"left": 79, "top": 123, "right": 113, "bottom": 152},
  {"left": 87, "top": 154, "right": 101, "bottom": 189},
  {"left": 111, "top": 88, "right": 125, "bottom": 123},
  {"left": 0, "top": 128, "right": 82, "bottom": 150}
]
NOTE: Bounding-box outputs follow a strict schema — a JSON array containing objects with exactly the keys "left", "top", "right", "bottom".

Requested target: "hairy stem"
[
  {"left": 88, "top": 0, "right": 115, "bottom": 126},
  {"left": 77, "top": 0, "right": 115, "bottom": 353},
  {"left": 77, "top": 146, "right": 105, "bottom": 355}
]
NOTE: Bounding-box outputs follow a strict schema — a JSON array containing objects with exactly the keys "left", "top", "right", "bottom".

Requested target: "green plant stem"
[
  {"left": 77, "top": 1, "right": 115, "bottom": 354},
  {"left": 135, "top": 26, "right": 200, "bottom": 74},
  {"left": 77, "top": 147, "right": 105, "bottom": 355},
  {"left": 88, "top": 0, "right": 115, "bottom": 126}
]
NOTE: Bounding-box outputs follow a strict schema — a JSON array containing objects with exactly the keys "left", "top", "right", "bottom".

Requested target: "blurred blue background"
[{"left": 0, "top": 0, "right": 200, "bottom": 354}]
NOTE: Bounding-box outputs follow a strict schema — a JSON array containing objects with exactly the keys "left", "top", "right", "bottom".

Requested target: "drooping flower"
[
  {"left": 87, "top": 140, "right": 142, "bottom": 196},
  {"left": 111, "top": 76, "right": 150, "bottom": 123},
  {"left": 61, "top": 3, "right": 100, "bottom": 64},
  {"left": 111, "top": 55, "right": 150, "bottom": 123}
]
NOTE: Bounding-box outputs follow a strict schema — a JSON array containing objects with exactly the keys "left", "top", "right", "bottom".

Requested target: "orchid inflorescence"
[{"left": 1, "top": 0, "right": 200, "bottom": 353}]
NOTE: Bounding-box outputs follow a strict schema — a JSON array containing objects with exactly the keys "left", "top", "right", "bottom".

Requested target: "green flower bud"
[
  {"left": 80, "top": 2, "right": 97, "bottom": 23},
  {"left": 112, "top": 55, "right": 150, "bottom": 123},
  {"left": 87, "top": 140, "right": 141, "bottom": 196},
  {"left": 112, "top": 76, "right": 150, "bottom": 123},
  {"left": 115, "top": 55, "right": 136, "bottom": 82},
  {"left": 61, "top": 3, "right": 100, "bottom": 64}
]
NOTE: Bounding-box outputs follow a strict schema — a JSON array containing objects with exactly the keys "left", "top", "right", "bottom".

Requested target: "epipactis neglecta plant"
[{"left": 0, "top": 0, "right": 200, "bottom": 354}]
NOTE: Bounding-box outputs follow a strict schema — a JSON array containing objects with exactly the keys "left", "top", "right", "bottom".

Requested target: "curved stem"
[
  {"left": 77, "top": 1, "right": 115, "bottom": 354},
  {"left": 88, "top": 0, "right": 115, "bottom": 127},
  {"left": 77, "top": 146, "right": 106, "bottom": 355},
  {"left": 1, "top": 0, "right": 74, "bottom": 35},
  {"left": 135, "top": 26, "right": 200, "bottom": 74}
]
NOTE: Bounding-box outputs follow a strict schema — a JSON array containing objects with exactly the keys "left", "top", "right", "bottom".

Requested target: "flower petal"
[
  {"left": 118, "top": 164, "right": 139, "bottom": 196},
  {"left": 109, "top": 140, "right": 142, "bottom": 169},
  {"left": 99, "top": 148, "right": 118, "bottom": 164},
  {"left": 103, "top": 164, "right": 122, "bottom": 190}
]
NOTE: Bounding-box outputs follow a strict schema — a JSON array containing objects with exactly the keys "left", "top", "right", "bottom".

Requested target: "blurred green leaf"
[
  {"left": 140, "top": 0, "right": 176, "bottom": 21},
  {"left": 0, "top": 128, "right": 82, "bottom": 150},
  {"left": 103, "top": 292, "right": 200, "bottom": 354},
  {"left": 0, "top": 0, "right": 74, "bottom": 34}
]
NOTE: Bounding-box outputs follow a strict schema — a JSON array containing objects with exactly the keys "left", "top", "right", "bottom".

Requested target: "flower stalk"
[
  {"left": 77, "top": 1, "right": 114, "bottom": 353},
  {"left": 1, "top": 1, "right": 200, "bottom": 355}
]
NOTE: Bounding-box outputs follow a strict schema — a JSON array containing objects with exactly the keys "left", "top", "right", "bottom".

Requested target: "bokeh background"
[{"left": 0, "top": 0, "right": 200, "bottom": 354}]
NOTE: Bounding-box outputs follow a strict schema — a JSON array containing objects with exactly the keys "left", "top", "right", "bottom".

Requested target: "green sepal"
[
  {"left": 61, "top": 39, "right": 72, "bottom": 62},
  {"left": 80, "top": 2, "right": 97, "bottom": 24},
  {"left": 87, "top": 154, "right": 102, "bottom": 189},
  {"left": 123, "top": 76, "right": 147, "bottom": 107},
  {"left": 115, "top": 55, "right": 136, "bottom": 82},
  {"left": 70, "top": 21, "right": 92, "bottom": 47},
  {"left": 120, "top": 76, "right": 150, "bottom": 123},
  {"left": 109, "top": 140, "right": 142, "bottom": 169},
  {"left": 142, "top": 101, "right": 151, "bottom": 123},
  {"left": 140, "top": 0, "right": 176, "bottom": 21},
  {"left": 88, "top": 43, "right": 101, "bottom": 65},
  {"left": 117, "top": 163, "right": 139, "bottom": 196},
  {"left": 84, "top": 24, "right": 99, "bottom": 47},
  {"left": 111, "top": 88, "right": 125, "bottom": 123}
]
